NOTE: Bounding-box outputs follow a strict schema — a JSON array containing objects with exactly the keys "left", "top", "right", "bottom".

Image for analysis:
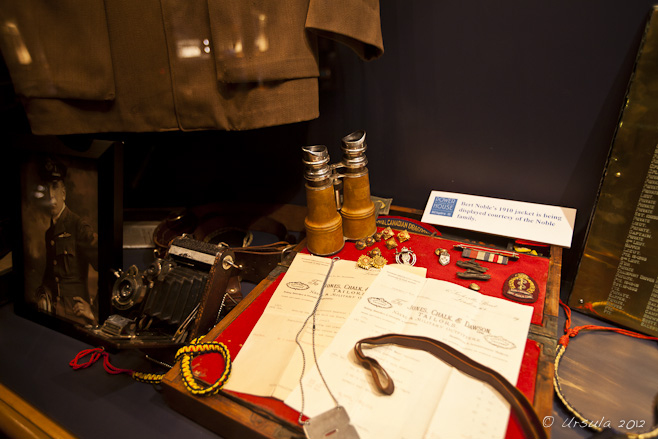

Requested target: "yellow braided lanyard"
[
  {"left": 69, "top": 337, "right": 231, "bottom": 396},
  {"left": 175, "top": 338, "right": 232, "bottom": 396}
]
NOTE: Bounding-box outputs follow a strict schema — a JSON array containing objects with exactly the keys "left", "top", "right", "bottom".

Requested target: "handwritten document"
[
  {"left": 224, "top": 254, "right": 425, "bottom": 398},
  {"left": 283, "top": 265, "right": 533, "bottom": 439}
]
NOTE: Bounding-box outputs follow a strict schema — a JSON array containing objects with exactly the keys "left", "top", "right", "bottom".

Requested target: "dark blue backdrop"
[{"left": 306, "top": 1, "right": 658, "bottom": 295}]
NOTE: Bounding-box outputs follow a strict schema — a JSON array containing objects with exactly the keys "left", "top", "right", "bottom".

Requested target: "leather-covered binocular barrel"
[
  {"left": 302, "top": 145, "right": 345, "bottom": 256},
  {"left": 339, "top": 130, "right": 376, "bottom": 240},
  {"left": 301, "top": 130, "right": 376, "bottom": 255}
]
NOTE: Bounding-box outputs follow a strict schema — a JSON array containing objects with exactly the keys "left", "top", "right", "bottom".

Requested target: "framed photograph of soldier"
[{"left": 12, "top": 136, "right": 123, "bottom": 340}]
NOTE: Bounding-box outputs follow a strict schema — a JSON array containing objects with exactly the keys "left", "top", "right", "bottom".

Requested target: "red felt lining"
[
  {"left": 318, "top": 231, "right": 549, "bottom": 327},
  {"left": 193, "top": 231, "right": 548, "bottom": 438}
]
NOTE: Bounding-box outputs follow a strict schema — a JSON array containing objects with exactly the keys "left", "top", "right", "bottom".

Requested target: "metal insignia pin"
[
  {"left": 368, "top": 247, "right": 382, "bottom": 258},
  {"left": 381, "top": 226, "right": 395, "bottom": 240},
  {"left": 395, "top": 247, "right": 416, "bottom": 266},
  {"left": 357, "top": 255, "right": 372, "bottom": 270},
  {"left": 397, "top": 230, "right": 410, "bottom": 243},
  {"left": 434, "top": 248, "right": 450, "bottom": 266},
  {"left": 371, "top": 255, "right": 387, "bottom": 269}
]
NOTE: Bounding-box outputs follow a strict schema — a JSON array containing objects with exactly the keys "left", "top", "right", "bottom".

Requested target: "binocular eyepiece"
[
  {"left": 340, "top": 129, "right": 368, "bottom": 173},
  {"left": 302, "top": 130, "right": 377, "bottom": 256},
  {"left": 301, "top": 144, "right": 333, "bottom": 186}
]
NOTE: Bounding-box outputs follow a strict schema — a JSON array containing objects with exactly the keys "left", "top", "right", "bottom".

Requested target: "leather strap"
[
  {"left": 232, "top": 241, "right": 296, "bottom": 284},
  {"left": 152, "top": 204, "right": 295, "bottom": 251},
  {"left": 190, "top": 248, "right": 236, "bottom": 340},
  {"left": 354, "top": 333, "right": 547, "bottom": 439}
]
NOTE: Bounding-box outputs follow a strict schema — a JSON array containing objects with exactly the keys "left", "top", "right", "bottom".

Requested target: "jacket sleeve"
[{"left": 305, "top": 0, "right": 384, "bottom": 61}]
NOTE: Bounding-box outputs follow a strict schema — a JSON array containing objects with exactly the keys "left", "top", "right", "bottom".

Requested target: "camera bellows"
[{"left": 142, "top": 266, "right": 208, "bottom": 325}]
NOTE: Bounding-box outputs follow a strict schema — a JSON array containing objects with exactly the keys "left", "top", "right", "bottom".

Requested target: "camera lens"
[
  {"left": 119, "top": 280, "right": 134, "bottom": 299},
  {"left": 147, "top": 262, "right": 161, "bottom": 277}
]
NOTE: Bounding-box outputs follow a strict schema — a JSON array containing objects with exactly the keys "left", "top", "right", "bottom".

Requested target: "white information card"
[{"left": 421, "top": 191, "right": 577, "bottom": 247}]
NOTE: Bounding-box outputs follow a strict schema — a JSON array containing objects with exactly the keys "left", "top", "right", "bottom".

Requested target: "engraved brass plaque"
[{"left": 569, "top": 7, "right": 658, "bottom": 336}]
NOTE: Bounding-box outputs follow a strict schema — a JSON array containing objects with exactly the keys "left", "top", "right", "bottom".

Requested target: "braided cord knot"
[
  {"left": 175, "top": 337, "right": 232, "bottom": 396},
  {"left": 69, "top": 338, "right": 231, "bottom": 397}
]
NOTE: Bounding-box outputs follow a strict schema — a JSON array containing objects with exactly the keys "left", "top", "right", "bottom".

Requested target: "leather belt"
[{"left": 354, "top": 333, "right": 547, "bottom": 439}]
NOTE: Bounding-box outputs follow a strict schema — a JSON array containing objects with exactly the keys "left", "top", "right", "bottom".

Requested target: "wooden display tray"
[{"left": 161, "top": 222, "right": 561, "bottom": 439}]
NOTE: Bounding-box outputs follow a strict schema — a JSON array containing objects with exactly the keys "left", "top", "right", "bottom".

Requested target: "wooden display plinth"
[{"left": 161, "top": 218, "right": 562, "bottom": 439}]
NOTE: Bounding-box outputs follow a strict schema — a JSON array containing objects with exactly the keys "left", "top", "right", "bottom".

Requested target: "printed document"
[
  {"left": 224, "top": 253, "right": 426, "bottom": 398},
  {"left": 284, "top": 265, "right": 533, "bottom": 439}
]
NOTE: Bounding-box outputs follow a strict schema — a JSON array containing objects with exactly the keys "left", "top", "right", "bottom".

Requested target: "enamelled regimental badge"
[{"left": 502, "top": 273, "right": 539, "bottom": 303}]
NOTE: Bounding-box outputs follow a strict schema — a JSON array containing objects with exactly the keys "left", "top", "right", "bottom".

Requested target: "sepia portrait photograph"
[{"left": 19, "top": 151, "right": 100, "bottom": 327}]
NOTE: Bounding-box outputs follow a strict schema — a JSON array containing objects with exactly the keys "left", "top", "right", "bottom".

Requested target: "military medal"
[
  {"left": 453, "top": 244, "right": 519, "bottom": 265},
  {"left": 502, "top": 273, "right": 539, "bottom": 303}
]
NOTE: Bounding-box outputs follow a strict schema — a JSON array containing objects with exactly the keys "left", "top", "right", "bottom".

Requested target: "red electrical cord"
[{"left": 69, "top": 347, "right": 134, "bottom": 376}]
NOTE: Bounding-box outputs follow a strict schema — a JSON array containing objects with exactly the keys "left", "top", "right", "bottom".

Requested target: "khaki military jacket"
[{"left": 0, "top": 0, "right": 384, "bottom": 134}]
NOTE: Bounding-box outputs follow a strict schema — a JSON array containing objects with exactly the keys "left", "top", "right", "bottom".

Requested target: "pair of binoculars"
[{"left": 302, "top": 130, "right": 377, "bottom": 256}]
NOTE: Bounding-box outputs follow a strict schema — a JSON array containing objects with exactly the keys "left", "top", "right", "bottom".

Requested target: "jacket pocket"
[
  {"left": 0, "top": 0, "right": 115, "bottom": 100},
  {"left": 54, "top": 234, "right": 77, "bottom": 278},
  {"left": 207, "top": 0, "right": 319, "bottom": 83}
]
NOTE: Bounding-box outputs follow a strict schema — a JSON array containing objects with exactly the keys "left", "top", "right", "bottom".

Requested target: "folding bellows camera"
[{"left": 97, "top": 236, "right": 239, "bottom": 348}]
